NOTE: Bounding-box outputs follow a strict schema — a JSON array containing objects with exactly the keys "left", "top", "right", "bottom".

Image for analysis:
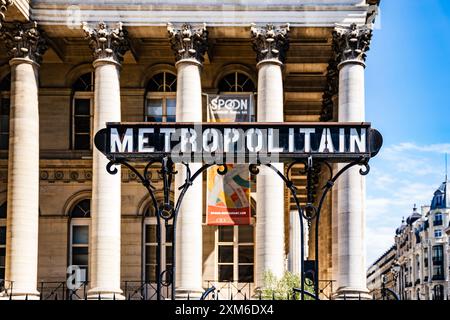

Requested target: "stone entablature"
[{"left": 31, "top": 0, "right": 372, "bottom": 29}]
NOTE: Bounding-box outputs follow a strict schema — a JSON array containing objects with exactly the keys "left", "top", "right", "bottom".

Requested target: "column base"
[
  {"left": 0, "top": 290, "right": 41, "bottom": 300},
  {"left": 333, "top": 288, "right": 372, "bottom": 300},
  {"left": 175, "top": 288, "right": 205, "bottom": 300},
  {"left": 87, "top": 288, "right": 125, "bottom": 300}
]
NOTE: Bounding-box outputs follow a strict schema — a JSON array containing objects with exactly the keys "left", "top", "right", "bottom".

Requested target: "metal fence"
[{"left": 0, "top": 279, "right": 343, "bottom": 300}]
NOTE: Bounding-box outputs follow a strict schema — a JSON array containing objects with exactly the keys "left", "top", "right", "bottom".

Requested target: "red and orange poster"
[{"left": 206, "top": 94, "right": 254, "bottom": 225}]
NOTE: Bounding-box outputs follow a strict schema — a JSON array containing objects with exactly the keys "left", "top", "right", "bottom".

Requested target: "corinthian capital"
[
  {"left": 333, "top": 23, "right": 372, "bottom": 66},
  {"left": 167, "top": 23, "right": 208, "bottom": 64},
  {"left": 251, "top": 23, "right": 290, "bottom": 64},
  {"left": 0, "top": 0, "right": 13, "bottom": 28},
  {"left": 82, "top": 22, "right": 130, "bottom": 64},
  {"left": 0, "top": 21, "right": 48, "bottom": 64}
]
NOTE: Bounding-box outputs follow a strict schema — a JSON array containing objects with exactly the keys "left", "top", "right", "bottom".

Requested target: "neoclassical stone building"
[
  {"left": 394, "top": 180, "right": 450, "bottom": 300},
  {"left": 0, "top": 0, "right": 381, "bottom": 299}
]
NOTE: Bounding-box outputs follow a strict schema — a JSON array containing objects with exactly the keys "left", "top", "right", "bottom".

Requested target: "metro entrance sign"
[
  {"left": 94, "top": 122, "right": 383, "bottom": 301},
  {"left": 94, "top": 122, "right": 383, "bottom": 164}
]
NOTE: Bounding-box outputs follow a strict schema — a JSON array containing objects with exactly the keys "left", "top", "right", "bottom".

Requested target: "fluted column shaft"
[
  {"left": 168, "top": 23, "right": 207, "bottom": 299},
  {"left": 1, "top": 21, "right": 47, "bottom": 300},
  {"left": 251, "top": 24, "right": 289, "bottom": 288},
  {"left": 334, "top": 23, "right": 372, "bottom": 299},
  {"left": 83, "top": 22, "right": 129, "bottom": 299}
]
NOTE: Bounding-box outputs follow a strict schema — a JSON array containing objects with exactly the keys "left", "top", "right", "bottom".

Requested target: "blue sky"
[{"left": 365, "top": 0, "right": 450, "bottom": 266}]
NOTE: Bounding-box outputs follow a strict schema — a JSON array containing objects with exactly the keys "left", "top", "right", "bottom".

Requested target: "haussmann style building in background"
[
  {"left": 367, "top": 178, "right": 450, "bottom": 300},
  {"left": 0, "top": 0, "right": 381, "bottom": 300}
]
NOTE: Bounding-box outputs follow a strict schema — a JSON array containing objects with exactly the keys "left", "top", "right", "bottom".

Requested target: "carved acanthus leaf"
[
  {"left": 0, "top": 21, "right": 48, "bottom": 64},
  {"left": 333, "top": 23, "right": 372, "bottom": 65},
  {"left": 251, "top": 23, "right": 290, "bottom": 64},
  {"left": 82, "top": 21, "right": 130, "bottom": 64},
  {"left": 167, "top": 23, "right": 208, "bottom": 64}
]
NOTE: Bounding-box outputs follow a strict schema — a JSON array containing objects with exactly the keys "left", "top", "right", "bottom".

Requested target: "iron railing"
[
  {"left": 39, "top": 281, "right": 89, "bottom": 300},
  {"left": 123, "top": 281, "right": 171, "bottom": 300},
  {"left": 0, "top": 279, "right": 339, "bottom": 300},
  {"left": 203, "top": 281, "right": 253, "bottom": 300}
]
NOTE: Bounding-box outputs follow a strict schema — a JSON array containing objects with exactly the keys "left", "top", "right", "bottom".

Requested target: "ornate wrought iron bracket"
[
  {"left": 106, "top": 155, "right": 370, "bottom": 301},
  {"left": 247, "top": 156, "right": 370, "bottom": 300},
  {"left": 107, "top": 157, "right": 219, "bottom": 300}
]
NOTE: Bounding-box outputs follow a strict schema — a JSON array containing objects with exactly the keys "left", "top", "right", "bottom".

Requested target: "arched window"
[
  {"left": 218, "top": 71, "right": 255, "bottom": 93},
  {"left": 0, "top": 74, "right": 11, "bottom": 150},
  {"left": 145, "top": 72, "right": 176, "bottom": 123},
  {"left": 69, "top": 199, "right": 91, "bottom": 281},
  {"left": 0, "top": 202, "right": 6, "bottom": 280},
  {"left": 143, "top": 200, "right": 174, "bottom": 284},
  {"left": 71, "top": 72, "right": 94, "bottom": 150}
]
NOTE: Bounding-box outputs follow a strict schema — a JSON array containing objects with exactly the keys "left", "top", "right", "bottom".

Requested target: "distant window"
[
  {"left": 145, "top": 72, "right": 176, "bottom": 123},
  {"left": 0, "top": 202, "right": 6, "bottom": 219},
  {"left": 69, "top": 199, "right": 91, "bottom": 282},
  {"left": 433, "top": 212, "right": 443, "bottom": 226},
  {"left": 434, "top": 229, "right": 443, "bottom": 238},
  {"left": 0, "top": 202, "right": 6, "bottom": 280},
  {"left": 0, "top": 74, "right": 10, "bottom": 150},
  {"left": 433, "top": 285, "right": 444, "bottom": 300},
  {"left": 218, "top": 72, "right": 255, "bottom": 93},
  {"left": 72, "top": 72, "right": 94, "bottom": 150}
]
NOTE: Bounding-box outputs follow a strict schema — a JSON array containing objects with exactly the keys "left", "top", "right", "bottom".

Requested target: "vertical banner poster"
[{"left": 206, "top": 94, "right": 254, "bottom": 225}]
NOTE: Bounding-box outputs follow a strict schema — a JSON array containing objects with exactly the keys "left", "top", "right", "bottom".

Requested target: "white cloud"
[
  {"left": 365, "top": 226, "right": 396, "bottom": 266},
  {"left": 365, "top": 141, "right": 447, "bottom": 267},
  {"left": 385, "top": 142, "right": 450, "bottom": 154}
]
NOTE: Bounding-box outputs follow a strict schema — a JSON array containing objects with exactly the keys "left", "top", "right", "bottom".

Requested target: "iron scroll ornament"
[{"left": 94, "top": 124, "right": 383, "bottom": 300}]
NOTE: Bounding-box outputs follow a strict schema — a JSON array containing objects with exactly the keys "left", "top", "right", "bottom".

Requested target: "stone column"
[
  {"left": 251, "top": 24, "right": 289, "bottom": 288},
  {"left": 0, "top": 21, "right": 47, "bottom": 299},
  {"left": 333, "top": 23, "right": 372, "bottom": 299},
  {"left": 83, "top": 22, "right": 129, "bottom": 299},
  {"left": 167, "top": 23, "right": 208, "bottom": 299}
]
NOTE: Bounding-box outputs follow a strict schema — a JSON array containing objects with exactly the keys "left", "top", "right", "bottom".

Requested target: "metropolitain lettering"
[{"left": 100, "top": 123, "right": 377, "bottom": 164}]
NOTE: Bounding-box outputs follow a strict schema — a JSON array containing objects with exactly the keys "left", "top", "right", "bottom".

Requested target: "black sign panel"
[{"left": 94, "top": 122, "right": 383, "bottom": 164}]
